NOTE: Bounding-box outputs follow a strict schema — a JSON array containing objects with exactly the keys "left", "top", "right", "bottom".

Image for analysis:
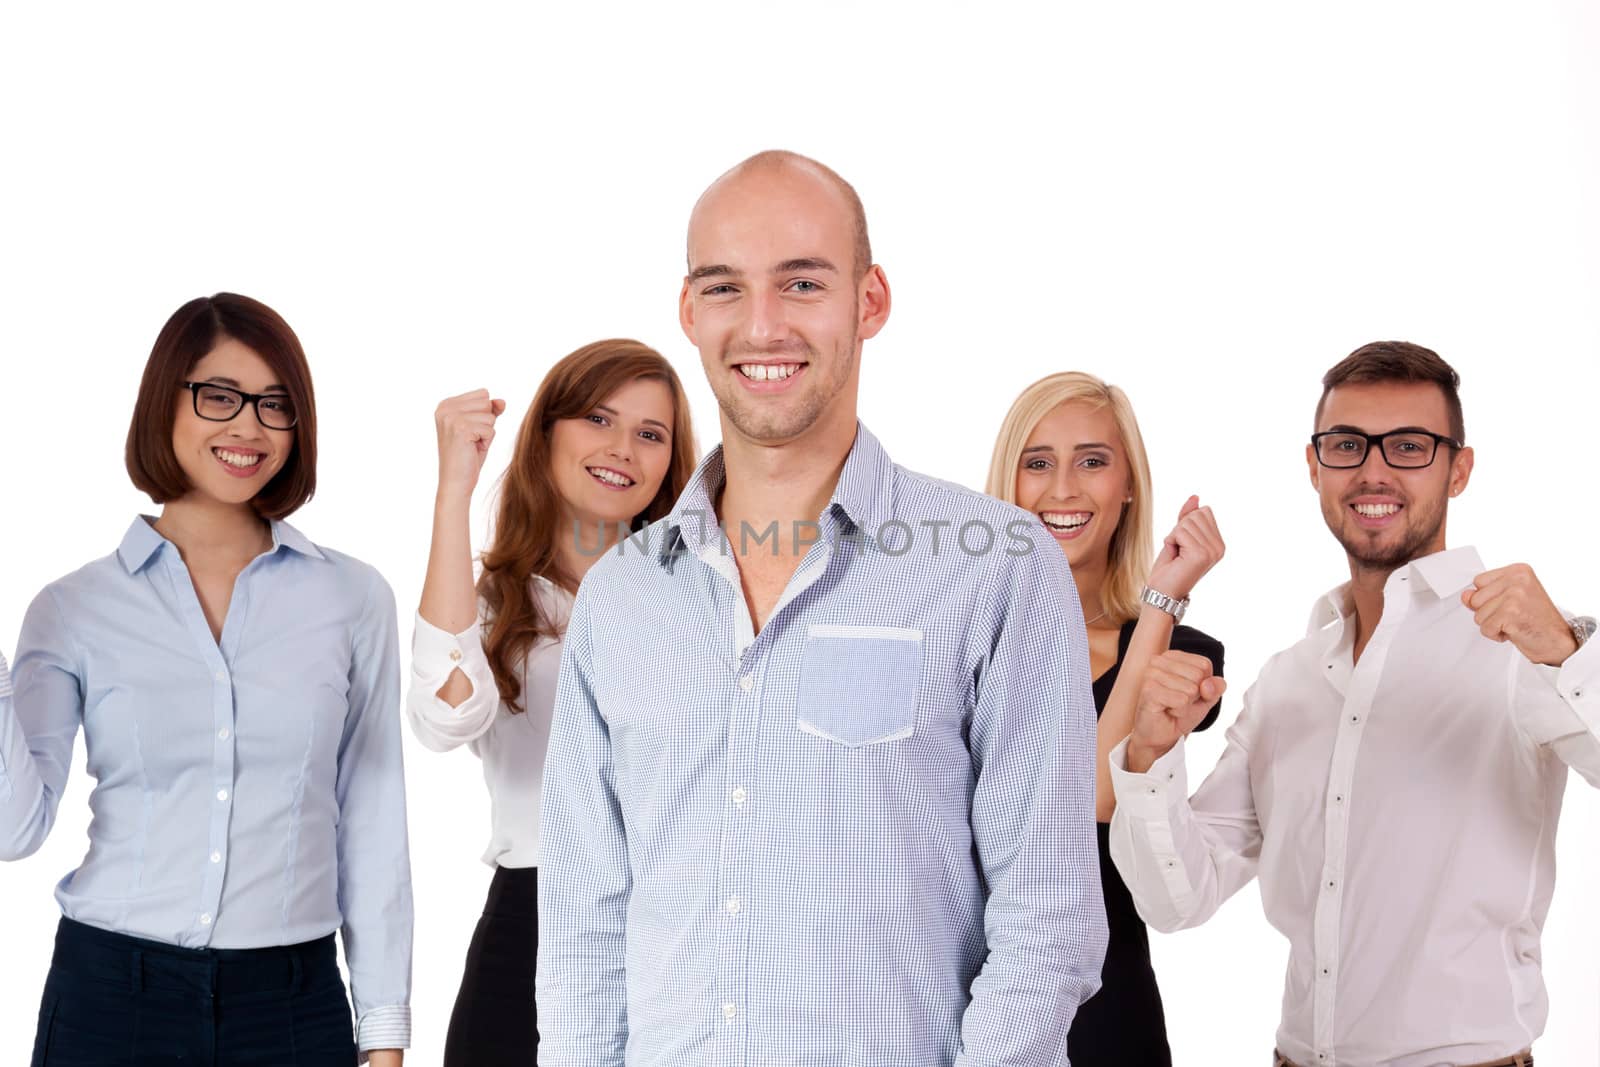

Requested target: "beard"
[
  {"left": 712, "top": 326, "right": 858, "bottom": 443},
  {"left": 1322, "top": 488, "right": 1448, "bottom": 574}
]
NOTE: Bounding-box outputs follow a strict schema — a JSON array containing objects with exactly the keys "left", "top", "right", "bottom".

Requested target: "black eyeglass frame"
[
  {"left": 181, "top": 381, "right": 300, "bottom": 430},
  {"left": 1309, "top": 428, "right": 1462, "bottom": 470}
]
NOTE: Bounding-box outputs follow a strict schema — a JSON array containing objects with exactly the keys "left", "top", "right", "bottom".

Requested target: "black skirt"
[{"left": 443, "top": 865, "right": 540, "bottom": 1067}]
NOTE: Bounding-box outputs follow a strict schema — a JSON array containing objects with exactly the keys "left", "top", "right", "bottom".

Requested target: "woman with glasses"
[
  {"left": 405, "top": 340, "right": 696, "bottom": 1067},
  {"left": 986, "top": 371, "right": 1225, "bottom": 1066},
  {"left": 2, "top": 293, "right": 411, "bottom": 1066}
]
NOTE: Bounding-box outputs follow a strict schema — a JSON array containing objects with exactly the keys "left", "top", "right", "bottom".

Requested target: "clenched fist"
[
  {"left": 1461, "top": 563, "right": 1579, "bottom": 667},
  {"left": 1125, "top": 649, "right": 1227, "bottom": 774},
  {"left": 435, "top": 389, "right": 507, "bottom": 497},
  {"left": 1145, "top": 495, "right": 1226, "bottom": 602}
]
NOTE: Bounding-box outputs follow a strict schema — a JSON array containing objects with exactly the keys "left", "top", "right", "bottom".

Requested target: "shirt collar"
[
  {"left": 117, "top": 515, "right": 325, "bottom": 575},
  {"left": 658, "top": 421, "right": 894, "bottom": 565},
  {"left": 1305, "top": 545, "right": 1486, "bottom": 638}
]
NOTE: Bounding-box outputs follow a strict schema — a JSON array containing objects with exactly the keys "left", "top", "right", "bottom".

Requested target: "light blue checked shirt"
[
  {"left": 537, "top": 423, "right": 1107, "bottom": 1067},
  {"left": 0, "top": 518, "right": 413, "bottom": 1055}
]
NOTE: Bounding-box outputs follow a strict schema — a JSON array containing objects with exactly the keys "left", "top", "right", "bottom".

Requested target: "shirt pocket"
[{"left": 795, "top": 624, "right": 922, "bottom": 747}]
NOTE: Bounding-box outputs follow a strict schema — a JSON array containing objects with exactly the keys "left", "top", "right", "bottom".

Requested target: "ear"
[
  {"left": 1306, "top": 442, "right": 1322, "bottom": 492},
  {"left": 856, "top": 265, "right": 892, "bottom": 341},
  {"left": 1447, "top": 444, "right": 1474, "bottom": 497},
  {"left": 678, "top": 277, "right": 697, "bottom": 345}
]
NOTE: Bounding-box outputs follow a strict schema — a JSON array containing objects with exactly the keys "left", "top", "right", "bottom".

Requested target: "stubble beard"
[
  {"left": 1324, "top": 490, "right": 1448, "bottom": 575},
  {"left": 715, "top": 326, "right": 858, "bottom": 444}
]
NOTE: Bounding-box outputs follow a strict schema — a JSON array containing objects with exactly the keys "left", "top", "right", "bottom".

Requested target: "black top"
[{"left": 1067, "top": 620, "right": 1225, "bottom": 1066}]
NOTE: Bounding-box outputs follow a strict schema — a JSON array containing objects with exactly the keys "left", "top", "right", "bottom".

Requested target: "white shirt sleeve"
[
  {"left": 1107, "top": 695, "right": 1265, "bottom": 933},
  {"left": 403, "top": 611, "right": 500, "bottom": 752},
  {"left": 1512, "top": 636, "right": 1600, "bottom": 788}
]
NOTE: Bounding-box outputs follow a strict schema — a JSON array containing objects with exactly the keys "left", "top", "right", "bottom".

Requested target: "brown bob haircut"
[
  {"left": 1315, "top": 340, "right": 1466, "bottom": 444},
  {"left": 125, "top": 293, "right": 317, "bottom": 520}
]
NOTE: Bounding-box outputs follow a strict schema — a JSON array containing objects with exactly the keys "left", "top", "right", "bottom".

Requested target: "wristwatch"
[
  {"left": 1141, "top": 585, "right": 1189, "bottom": 624},
  {"left": 1570, "top": 615, "right": 1597, "bottom": 649}
]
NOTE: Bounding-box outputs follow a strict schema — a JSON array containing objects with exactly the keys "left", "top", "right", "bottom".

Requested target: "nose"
[
  {"left": 605, "top": 424, "right": 634, "bottom": 463},
  {"left": 1051, "top": 463, "right": 1080, "bottom": 500},
  {"left": 743, "top": 285, "right": 791, "bottom": 348}
]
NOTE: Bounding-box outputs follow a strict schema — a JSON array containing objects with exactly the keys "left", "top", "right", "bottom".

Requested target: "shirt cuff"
[
  {"left": 1107, "top": 735, "right": 1189, "bottom": 820},
  {"left": 411, "top": 612, "right": 487, "bottom": 683},
  {"left": 355, "top": 1003, "right": 411, "bottom": 1060}
]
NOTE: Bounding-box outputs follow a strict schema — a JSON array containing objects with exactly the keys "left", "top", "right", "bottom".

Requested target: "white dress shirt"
[
  {"left": 1108, "top": 546, "right": 1600, "bottom": 1067},
  {"left": 404, "top": 577, "right": 572, "bottom": 868}
]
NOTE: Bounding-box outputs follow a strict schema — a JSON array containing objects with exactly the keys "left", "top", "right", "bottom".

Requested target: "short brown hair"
[
  {"left": 125, "top": 293, "right": 317, "bottom": 519},
  {"left": 1315, "top": 340, "right": 1465, "bottom": 443}
]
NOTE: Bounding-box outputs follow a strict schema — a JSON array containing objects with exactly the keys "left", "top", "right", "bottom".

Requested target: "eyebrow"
[
  {"left": 687, "top": 257, "right": 840, "bottom": 283},
  {"left": 1325, "top": 424, "right": 1437, "bottom": 435},
  {"left": 774, "top": 257, "right": 838, "bottom": 274},
  {"left": 202, "top": 376, "right": 286, "bottom": 392},
  {"left": 594, "top": 404, "right": 672, "bottom": 436}
]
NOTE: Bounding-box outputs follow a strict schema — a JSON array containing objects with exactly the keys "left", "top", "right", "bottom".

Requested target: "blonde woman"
[{"left": 986, "top": 371, "right": 1225, "bottom": 1065}]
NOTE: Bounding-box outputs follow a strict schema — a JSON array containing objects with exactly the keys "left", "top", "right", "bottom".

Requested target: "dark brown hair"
[
  {"left": 125, "top": 293, "right": 317, "bottom": 519},
  {"left": 478, "top": 339, "right": 697, "bottom": 713},
  {"left": 1315, "top": 340, "right": 1465, "bottom": 443}
]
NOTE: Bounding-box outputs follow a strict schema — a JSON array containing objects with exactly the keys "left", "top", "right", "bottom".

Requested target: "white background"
[{"left": 2, "top": 2, "right": 1597, "bottom": 1063}]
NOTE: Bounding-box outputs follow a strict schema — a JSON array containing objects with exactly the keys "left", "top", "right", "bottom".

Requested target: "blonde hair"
[{"left": 985, "top": 371, "right": 1154, "bottom": 624}]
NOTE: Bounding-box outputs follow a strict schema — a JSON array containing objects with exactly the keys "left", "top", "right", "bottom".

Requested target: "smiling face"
[
  {"left": 171, "top": 338, "right": 295, "bottom": 507},
  {"left": 1309, "top": 379, "right": 1474, "bottom": 573},
  {"left": 1014, "top": 400, "right": 1132, "bottom": 570},
  {"left": 679, "top": 159, "right": 889, "bottom": 447},
  {"left": 548, "top": 376, "right": 676, "bottom": 528}
]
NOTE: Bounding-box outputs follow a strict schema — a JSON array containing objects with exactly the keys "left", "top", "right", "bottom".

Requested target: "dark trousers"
[
  {"left": 443, "top": 865, "right": 540, "bottom": 1067},
  {"left": 31, "top": 917, "right": 357, "bottom": 1067}
]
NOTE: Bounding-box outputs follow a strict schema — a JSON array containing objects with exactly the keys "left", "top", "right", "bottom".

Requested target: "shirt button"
[
  {"left": 449, "top": 648, "right": 463, "bottom": 663},
  {"left": 1326, "top": 879, "right": 1336, "bottom": 890},
  {"left": 722, "top": 1002, "right": 737, "bottom": 1022},
  {"left": 199, "top": 913, "right": 213, "bottom": 926},
  {"left": 726, "top": 895, "right": 741, "bottom": 915},
  {"left": 738, "top": 674, "right": 754, "bottom": 692},
  {"left": 217, "top": 728, "right": 230, "bottom": 741},
  {"left": 210, "top": 851, "right": 222, "bottom": 864},
  {"left": 731, "top": 787, "right": 747, "bottom": 807},
  {"left": 214, "top": 671, "right": 225, "bottom": 682},
  {"left": 216, "top": 789, "right": 229, "bottom": 802}
]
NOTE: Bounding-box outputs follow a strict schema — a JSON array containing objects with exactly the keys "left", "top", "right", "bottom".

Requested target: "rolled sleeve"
[{"left": 404, "top": 611, "right": 500, "bottom": 752}]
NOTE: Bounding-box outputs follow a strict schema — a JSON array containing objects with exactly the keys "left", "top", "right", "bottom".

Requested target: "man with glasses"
[{"left": 1106, "top": 341, "right": 1598, "bottom": 1067}]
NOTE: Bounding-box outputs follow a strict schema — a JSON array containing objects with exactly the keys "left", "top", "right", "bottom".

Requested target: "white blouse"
[{"left": 405, "top": 577, "right": 573, "bottom": 869}]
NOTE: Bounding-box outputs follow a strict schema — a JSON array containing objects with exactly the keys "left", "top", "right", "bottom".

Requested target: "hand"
[
  {"left": 1125, "top": 649, "right": 1226, "bottom": 773},
  {"left": 1145, "top": 495, "right": 1226, "bottom": 602},
  {"left": 435, "top": 389, "right": 507, "bottom": 497},
  {"left": 366, "top": 1051, "right": 403, "bottom": 1067},
  {"left": 1461, "top": 563, "right": 1579, "bottom": 667}
]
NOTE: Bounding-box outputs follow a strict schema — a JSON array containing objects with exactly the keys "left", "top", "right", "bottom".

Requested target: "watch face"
[{"left": 1575, "top": 616, "right": 1598, "bottom": 642}]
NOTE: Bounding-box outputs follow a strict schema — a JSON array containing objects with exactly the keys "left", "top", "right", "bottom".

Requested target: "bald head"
[{"left": 688, "top": 150, "right": 872, "bottom": 278}]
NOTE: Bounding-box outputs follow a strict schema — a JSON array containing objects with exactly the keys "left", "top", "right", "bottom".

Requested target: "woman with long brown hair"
[{"left": 404, "top": 339, "right": 696, "bottom": 1066}]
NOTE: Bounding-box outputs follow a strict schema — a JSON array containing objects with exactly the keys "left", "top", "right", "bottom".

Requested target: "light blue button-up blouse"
[{"left": 0, "top": 517, "right": 412, "bottom": 1052}]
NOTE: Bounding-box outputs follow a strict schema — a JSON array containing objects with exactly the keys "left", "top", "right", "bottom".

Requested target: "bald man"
[{"left": 535, "top": 151, "right": 1107, "bottom": 1066}]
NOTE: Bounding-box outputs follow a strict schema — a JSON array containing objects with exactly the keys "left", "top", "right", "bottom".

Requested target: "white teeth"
[
  {"left": 588, "top": 467, "right": 633, "bottom": 487},
  {"left": 1354, "top": 502, "right": 1400, "bottom": 517},
  {"left": 1040, "top": 511, "right": 1090, "bottom": 530},
  {"left": 738, "top": 363, "right": 800, "bottom": 382},
  {"left": 214, "top": 448, "right": 261, "bottom": 468}
]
